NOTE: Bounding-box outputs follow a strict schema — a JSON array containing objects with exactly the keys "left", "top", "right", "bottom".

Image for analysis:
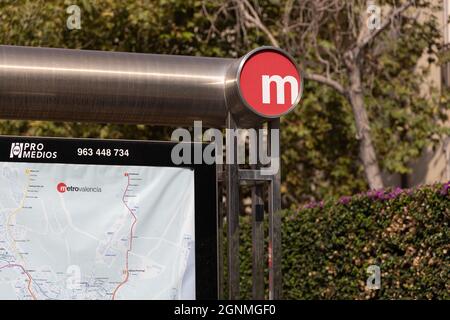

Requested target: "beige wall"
[{"left": 407, "top": 0, "right": 450, "bottom": 186}]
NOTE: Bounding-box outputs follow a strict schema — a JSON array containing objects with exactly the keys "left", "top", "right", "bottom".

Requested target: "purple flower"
[
  {"left": 365, "top": 187, "right": 405, "bottom": 201},
  {"left": 303, "top": 200, "right": 325, "bottom": 209},
  {"left": 304, "top": 201, "right": 317, "bottom": 209},
  {"left": 440, "top": 181, "right": 450, "bottom": 196},
  {"left": 403, "top": 188, "right": 413, "bottom": 196},
  {"left": 367, "top": 189, "right": 386, "bottom": 200},
  {"left": 386, "top": 187, "right": 403, "bottom": 199},
  {"left": 339, "top": 196, "right": 352, "bottom": 205},
  {"left": 376, "top": 190, "right": 385, "bottom": 200}
]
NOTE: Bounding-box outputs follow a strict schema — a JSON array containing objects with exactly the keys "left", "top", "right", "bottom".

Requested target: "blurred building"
[{"left": 391, "top": 0, "right": 450, "bottom": 187}]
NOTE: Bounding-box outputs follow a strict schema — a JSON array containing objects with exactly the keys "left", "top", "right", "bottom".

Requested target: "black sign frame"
[{"left": 0, "top": 135, "right": 218, "bottom": 300}]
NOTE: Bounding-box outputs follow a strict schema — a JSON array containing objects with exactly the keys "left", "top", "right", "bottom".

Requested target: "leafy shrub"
[{"left": 238, "top": 182, "right": 449, "bottom": 299}]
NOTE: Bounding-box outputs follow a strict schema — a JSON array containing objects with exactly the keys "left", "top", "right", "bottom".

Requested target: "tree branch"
[
  {"left": 304, "top": 73, "right": 346, "bottom": 96},
  {"left": 236, "top": 0, "right": 280, "bottom": 47},
  {"left": 357, "top": 0, "right": 414, "bottom": 50}
]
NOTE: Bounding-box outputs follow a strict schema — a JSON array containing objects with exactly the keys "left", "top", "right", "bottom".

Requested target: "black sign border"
[{"left": 0, "top": 135, "right": 218, "bottom": 300}]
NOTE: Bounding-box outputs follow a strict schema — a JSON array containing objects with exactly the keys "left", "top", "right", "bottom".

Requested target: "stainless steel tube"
[{"left": 0, "top": 45, "right": 234, "bottom": 127}]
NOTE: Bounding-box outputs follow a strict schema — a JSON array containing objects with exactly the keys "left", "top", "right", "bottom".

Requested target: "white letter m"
[{"left": 262, "top": 75, "right": 299, "bottom": 105}]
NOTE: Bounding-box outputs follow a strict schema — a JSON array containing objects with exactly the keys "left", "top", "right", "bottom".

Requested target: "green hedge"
[{"left": 238, "top": 183, "right": 449, "bottom": 299}]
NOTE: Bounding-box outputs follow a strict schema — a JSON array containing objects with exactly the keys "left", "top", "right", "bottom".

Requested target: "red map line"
[
  {"left": 112, "top": 173, "right": 137, "bottom": 300},
  {"left": 0, "top": 263, "right": 37, "bottom": 300}
]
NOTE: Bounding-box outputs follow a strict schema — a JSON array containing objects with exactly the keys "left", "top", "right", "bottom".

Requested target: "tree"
[
  {"left": 206, "top": 0, "right": 448, "bottom": 190},
  {"left": 0, "top": 0, "right": 215, "bottom": 139}
]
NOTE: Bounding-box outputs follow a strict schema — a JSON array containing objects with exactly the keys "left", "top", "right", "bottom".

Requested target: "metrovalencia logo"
[
  {"left": 57, "top": 182, "right": 102, "bottom": 193},
  {"left": 57, "top": 183, "right": 67, "bottom": 193},
  {"left": 10, "top": 142, "right": 57, "bottom": 159}
]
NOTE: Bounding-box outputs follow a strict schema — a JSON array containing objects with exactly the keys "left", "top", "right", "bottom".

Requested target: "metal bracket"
[{"left": 219, "top": 116, "right": 282, "bottom": 300}]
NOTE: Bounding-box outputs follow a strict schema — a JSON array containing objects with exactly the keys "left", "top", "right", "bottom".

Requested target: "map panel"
[{"left": 0, "top": 162, "right": 195, "bottom": 300}]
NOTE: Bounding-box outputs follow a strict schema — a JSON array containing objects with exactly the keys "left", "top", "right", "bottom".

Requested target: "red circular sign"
[
  {"left": 238, "top": 49, "right": 302, "bottom": 117},
  {"left": 57, "top": 182, "right": 67, "bottom": 193}
]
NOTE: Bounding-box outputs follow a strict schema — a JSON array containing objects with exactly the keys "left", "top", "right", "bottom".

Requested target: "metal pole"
[
  {"left": 226, "top": 112, "right": 240, "bottom": 299},
  {"left": 217, "top": 165, "right": 225, "bottom": 299},
  {"left": 0, "top": 45, "right": 296, "bottom": 128},
  {"left": 268, "top": 119, "right": 282, "bottom": 299},
  {"left": 251, "top": 125, "right": 265, "bottom": 299},
  {"left": 0, "top": 45, "right": 233, "bottom": 127}
]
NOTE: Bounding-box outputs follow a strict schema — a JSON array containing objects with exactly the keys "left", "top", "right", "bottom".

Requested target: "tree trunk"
[{"left": 347, "top": 62, "right": 384, "bottom": 190}]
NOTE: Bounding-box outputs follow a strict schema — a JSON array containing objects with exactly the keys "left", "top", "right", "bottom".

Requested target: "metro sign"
[{"left": 238, "top": 48, "right": 303, "bottom": 118}]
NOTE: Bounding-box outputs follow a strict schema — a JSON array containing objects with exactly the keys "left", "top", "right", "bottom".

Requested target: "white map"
[{"left": 0, "top": 162, "right": 195, "bottom": 300}]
